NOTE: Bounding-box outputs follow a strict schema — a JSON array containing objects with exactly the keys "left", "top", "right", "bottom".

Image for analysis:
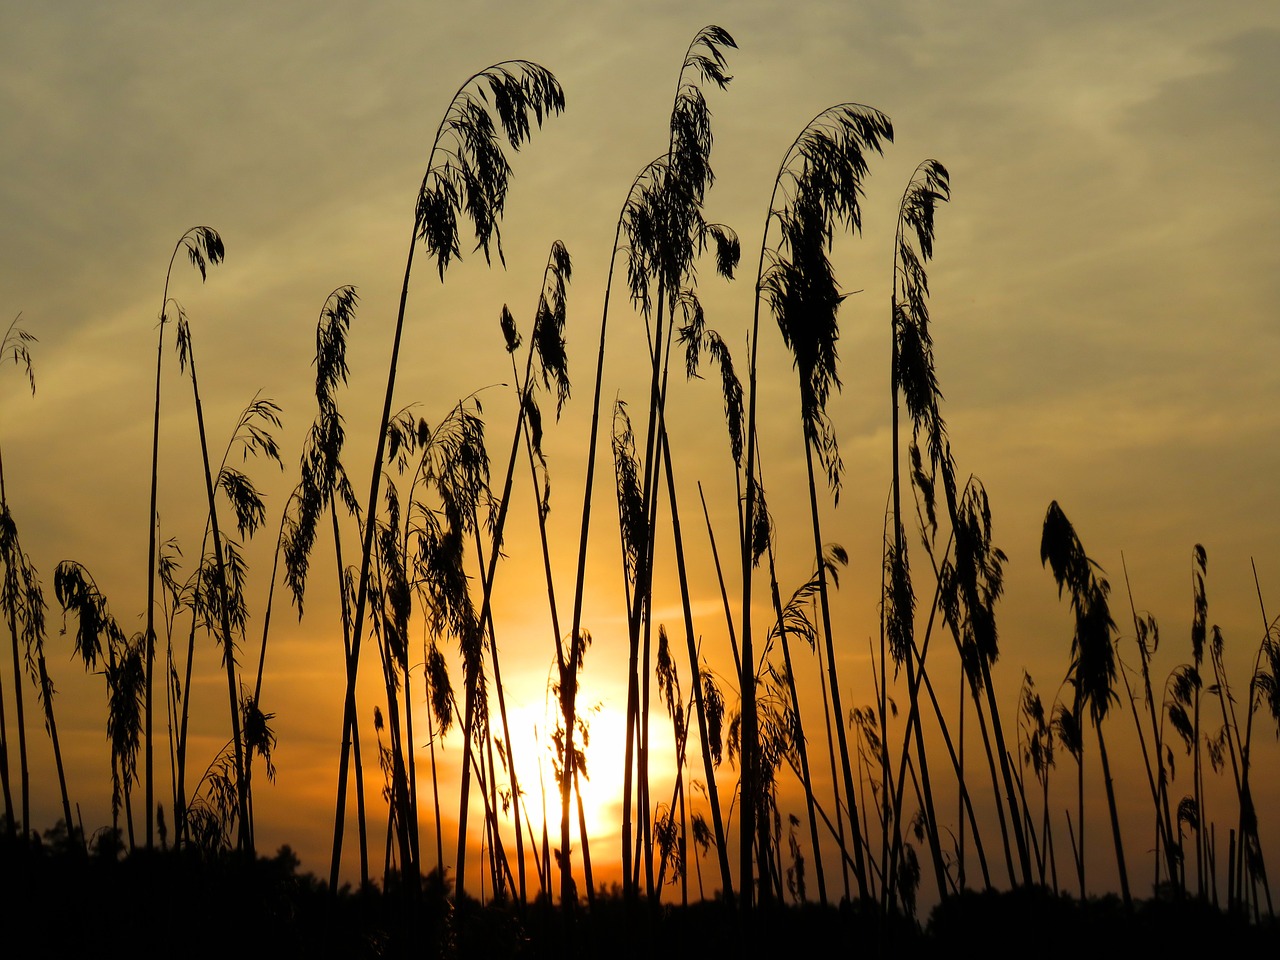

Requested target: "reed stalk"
[
  {"left": 747, "top": 101, "right": 892, "bottom": 906},
  {"left": 328, "top": 60, "right": 563, "bottom": 894},
  {"left": 174, "top": 319, "right": 253, "bottom": 852},
  {"left": 145, "top": 227, "right": 224, "bottom": 848},
  {"left": 1042, "top": 501, "right": 1131, "bottom": 907}
]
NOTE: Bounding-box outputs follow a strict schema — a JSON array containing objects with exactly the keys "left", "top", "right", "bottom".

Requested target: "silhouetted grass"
[{"left": 6, "top": 25, "right": 1280, "bottom": 953}]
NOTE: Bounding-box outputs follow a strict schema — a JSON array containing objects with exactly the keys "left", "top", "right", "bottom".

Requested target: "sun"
[{"left": 501, "top": 699, "right": 631, "bottom": 850}]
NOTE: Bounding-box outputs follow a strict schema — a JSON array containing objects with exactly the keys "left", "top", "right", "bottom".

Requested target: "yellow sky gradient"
[{"left": 2, "top": 0, "right": 1279, "bottom": 907}]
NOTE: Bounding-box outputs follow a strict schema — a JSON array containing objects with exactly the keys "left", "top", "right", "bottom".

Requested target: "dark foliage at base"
[
  {"left": 1, "top": 832, "right": 408, "bottom": 959},
  {"left": 2, "top": 833, "right": 1272, "bottom": 959},
  {"left": 926, "top": 886, "right": 1276, "bottom": 959}
]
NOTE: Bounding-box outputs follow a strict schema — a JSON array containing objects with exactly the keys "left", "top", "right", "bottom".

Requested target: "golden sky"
[{"left": 2, "top": 0, "right": 1279, "bottom": 905}]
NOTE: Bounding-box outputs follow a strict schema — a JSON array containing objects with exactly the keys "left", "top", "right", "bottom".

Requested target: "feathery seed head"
[{"left": 416, "top": 61, "right": 564, "bottom": 277}]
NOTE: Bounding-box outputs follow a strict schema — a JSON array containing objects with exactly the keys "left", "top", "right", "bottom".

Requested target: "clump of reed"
[{"left": 3, "top": 30, "right": 1278, "bottom": 951}]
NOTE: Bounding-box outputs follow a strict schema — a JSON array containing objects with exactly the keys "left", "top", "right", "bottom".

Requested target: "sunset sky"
[{"left": 2, "top": 0, "right": 1279, "bottom": 905}]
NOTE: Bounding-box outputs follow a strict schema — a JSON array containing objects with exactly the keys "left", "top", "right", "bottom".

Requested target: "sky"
[{"left": 2, "top": 0, "right": 1279, "bottom": 908}]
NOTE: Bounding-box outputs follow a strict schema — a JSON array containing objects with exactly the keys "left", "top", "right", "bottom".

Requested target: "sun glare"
[{"left": 501, "top": 699, "right": 632, "bottom": 848}]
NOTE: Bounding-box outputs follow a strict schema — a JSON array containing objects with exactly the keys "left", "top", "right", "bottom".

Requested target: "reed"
[
  {"left": 0, "top": 313, "right": 37, "bottom": 839},
  {"left": 145, "top": 226, "right": 224, "bottom": 849},
  {"left": 745, "top": 100, "right": 893, "bottom": 907},
  {"left": 608, "top": 24, "right": 738, "bottom": 905},
  {"left": 327, "top": 59, "right": 564, "bottom": 896},
  {"left": 1041, "top": 500, "right": 1131, "bottom": 907}
]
